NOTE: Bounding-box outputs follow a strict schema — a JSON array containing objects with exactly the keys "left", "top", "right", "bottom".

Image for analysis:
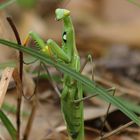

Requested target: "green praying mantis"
[
  {"left": 24, "top": 8, "right": 85, "bottom": 140},
  {"left": 23, "top": 8, "right": 115, "bottom": 140}
]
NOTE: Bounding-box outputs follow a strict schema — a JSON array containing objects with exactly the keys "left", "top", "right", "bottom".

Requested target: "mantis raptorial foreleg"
[{"left": 22, "top": 34, "right": 62, "bottom": 97}]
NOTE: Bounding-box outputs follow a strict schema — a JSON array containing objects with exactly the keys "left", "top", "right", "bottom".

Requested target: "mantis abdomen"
[{"left": 61, "top": 79, "right": 84, "bottom": 140}]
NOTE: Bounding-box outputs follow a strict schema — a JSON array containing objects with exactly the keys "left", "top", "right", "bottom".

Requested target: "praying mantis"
[
  {"left": 23, "top": 8, "right": 85, "bottom": 140},
  {"left": 21, "top": 8, "right": 113, "bottom": 140}
]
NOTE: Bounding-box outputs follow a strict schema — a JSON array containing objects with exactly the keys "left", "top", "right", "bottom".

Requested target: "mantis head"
[{"left": 55, "top": 8, "right": 70, "bottom": 20}]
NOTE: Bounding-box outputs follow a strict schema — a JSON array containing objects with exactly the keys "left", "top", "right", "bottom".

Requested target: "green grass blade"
[
  {"left": 0, "top": 0, "right": 16, "bottom": 10},
  {"left": 0, "top": 110, "right": 16, "bottom": 140},
  {"left": 0, "top": 39, "right": 140, "bottom": 125},
  {"left": 114, "top": 96, "right": 140, "bottom": 114}
]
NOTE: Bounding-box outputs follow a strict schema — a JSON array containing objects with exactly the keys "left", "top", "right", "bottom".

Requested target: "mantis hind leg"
[
  {"left": 100, "top": 88, "right": 116, "bottom": 137},
  {"left": 23, "top": 35, "right": 62, "bottom": 97}
]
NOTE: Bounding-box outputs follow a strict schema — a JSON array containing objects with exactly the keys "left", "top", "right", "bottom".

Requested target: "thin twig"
[
  {"left": 97, "top": 120, "right": 135, "bottom": 140},
  {"left": 7, "top": 17, "right": 23, "bottom": 140},
  {"left": 6, "top": 17, "right": 23, "bottom": 80},
  {"left": 12, "top": 68, "right": 22, "bottom": 140},
  {"left": 122, "top": 127, "right": 140, "bottom": 134}
]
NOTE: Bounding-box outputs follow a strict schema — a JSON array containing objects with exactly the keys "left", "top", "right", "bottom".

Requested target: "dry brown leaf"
[{"left": 0, "top": 67, "right": 14, "bottom": 108}]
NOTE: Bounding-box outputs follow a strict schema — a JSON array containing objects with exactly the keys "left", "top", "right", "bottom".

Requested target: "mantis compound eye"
[{"left": 63, "top": 31, "right": 67, "bottom": 43}]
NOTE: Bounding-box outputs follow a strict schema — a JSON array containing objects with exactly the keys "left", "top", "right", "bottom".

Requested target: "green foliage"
[
  {"left": 0, "top": 110, "right": 16, "bottom": 140},
  {"left": 0, "top": 39, "right": 140, "bottom": 126}
]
